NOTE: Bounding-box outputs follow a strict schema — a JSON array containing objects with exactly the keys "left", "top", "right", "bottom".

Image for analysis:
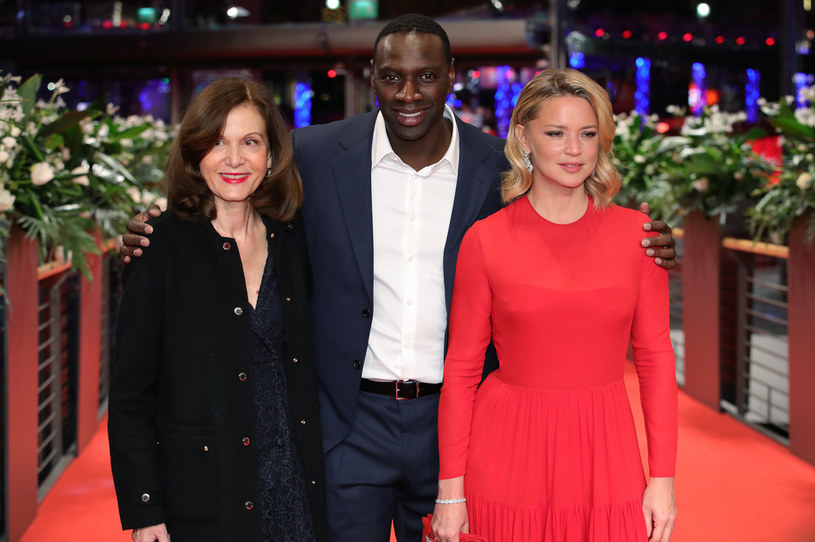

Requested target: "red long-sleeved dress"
[{"left": 438, "top": 196, "right": 678, "bottom": 542}]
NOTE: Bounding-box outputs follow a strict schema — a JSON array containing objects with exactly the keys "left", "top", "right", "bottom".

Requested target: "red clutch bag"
[{"left": 421, "top": 514, "right": 488, "bottom": 542}]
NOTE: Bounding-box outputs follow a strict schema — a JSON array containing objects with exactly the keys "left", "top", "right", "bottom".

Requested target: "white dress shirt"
[{"left": 362, "top": 106, "right": 460, "bottom": 384}]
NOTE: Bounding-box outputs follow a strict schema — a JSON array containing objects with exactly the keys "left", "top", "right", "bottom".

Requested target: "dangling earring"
[
  {"left": 265, "top": 167, "right": 272, "bottom": 177},
  {"left": 523, "top": 152, "right": 534, "bottom": 173}
]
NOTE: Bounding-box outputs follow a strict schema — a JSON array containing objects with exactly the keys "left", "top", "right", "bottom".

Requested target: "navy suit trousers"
[{"left": 324, "top": 390, "right": 440, "bottom": 542}]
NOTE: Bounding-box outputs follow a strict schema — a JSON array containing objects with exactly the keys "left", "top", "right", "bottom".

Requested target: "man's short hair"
[{"left": 373, "top": 13, "right": 452, "bottom": 67}]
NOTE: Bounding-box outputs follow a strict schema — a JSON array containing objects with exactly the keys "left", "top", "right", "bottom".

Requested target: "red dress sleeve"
[
  {"left": 631, "top": 227, "right": 678, "bottom": 478},
  {"left": 438, "top": 225, "right": 493, "bottom": 480}
]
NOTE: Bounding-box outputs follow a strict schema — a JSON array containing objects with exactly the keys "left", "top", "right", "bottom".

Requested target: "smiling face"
[
  {"left": 199, "top": 102, "right": 271, "bottom": 211},
  {"left": 371, "top": 32, "right": 455, "bottom": 155},
  {"left": 515, "top": 95, "right": 600, "bottom": 194}
]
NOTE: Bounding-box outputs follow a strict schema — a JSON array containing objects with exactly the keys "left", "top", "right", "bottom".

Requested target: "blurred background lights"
[
  {"left": 658, "top": 31, "right": 668, "bottom": 40},
  {"left": 326, "top": 0, "right": 340, "bottom": 9},
  {"left": 696, "top": 2, "right": 711, "bottom": 18}
]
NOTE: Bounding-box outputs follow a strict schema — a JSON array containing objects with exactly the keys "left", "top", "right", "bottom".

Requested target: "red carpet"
[{"left": 20, "top": 363, "right": 815, "bottom": 542}]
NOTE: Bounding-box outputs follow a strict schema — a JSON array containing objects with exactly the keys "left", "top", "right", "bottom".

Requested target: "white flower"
[
  {"left": 692, "top": 177, "right": 709, "bottom": 192},
  {"left": 2, "top": 136, "right": 15, "bottom": 149},
  {"left": 71, "top": 160, "right": 90, "bottom": 186},
  {"left": 0, "top": 186, "right": 14, "bottom": 211},
  {"left": 0, "top": 150, "right": 8, "bottom": 163},
  {"left": 634, "top": 155, "right": 646, "bottom": 164},
  {"left": 51, "top": 78, "right": 70, "bottom": 96},
  {"left": 31, "top": 162, "right": 55, "bottom": 185},
  {"left": 10, "top": 125, "right": 20, "bottom": 137},
  {"left": 796, "top": 172, "right": 813, "bottom": 190}
]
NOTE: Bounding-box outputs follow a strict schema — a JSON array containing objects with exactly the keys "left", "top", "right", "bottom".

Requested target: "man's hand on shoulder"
[
  {"left": 638, "top": 202, "right": 676, "bottom": 270},
  {"left": 120, "top": 204, "right": 162, "bottom": 263}
]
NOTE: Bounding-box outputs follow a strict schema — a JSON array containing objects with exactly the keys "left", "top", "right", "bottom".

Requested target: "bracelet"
[{"left": 435, "top": 497, "right": 466, "bottom": 504}]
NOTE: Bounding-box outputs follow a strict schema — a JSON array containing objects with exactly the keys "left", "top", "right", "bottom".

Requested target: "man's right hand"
[{"left": 120, "top": 204, "right": 162, "bottom": 263}]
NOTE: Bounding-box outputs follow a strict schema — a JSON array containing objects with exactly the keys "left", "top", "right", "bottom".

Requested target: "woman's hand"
[
  {"left": 131, "top": 523, "right": 170, "bottom": 542},
  {"left": 642, "top": 476, "right": 676, "bottom": 542},
  {"left": 431, "top": 476, "right": 469, "bottom": 542}
]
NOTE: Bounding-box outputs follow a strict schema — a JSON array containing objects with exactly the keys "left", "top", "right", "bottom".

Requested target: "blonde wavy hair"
[{"left": 502, "top": 68, "right": 621, "bottom": 207}]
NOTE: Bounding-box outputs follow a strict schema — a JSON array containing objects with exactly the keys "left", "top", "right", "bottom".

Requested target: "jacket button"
[
  {"left": 353, "top": 360, "right": 361, "bottom": 369},
  {"left": 311, "top": 480, "right": 317, "bottom": 485},
  {"left": 203, "top": 445, "right": 209, "bottom": 452},
  {"left": 234, "top": 307, "right": 243, "bottom": 316},
  {"left": 362, "top": 309, "right": 371, "bottom": 318},
  {"left": 140, "top": 493, "right": 151, "bottom": 503},
  {"left": 238, "top": 372, "right": 247, "bottom": 381},
  {"left": 242, "top": 437, "right": 251, "bottom": 446},
  {"left": 286, "top": 222, "right": 295, "bottom": 232},
  {"left": 222, "top": 242, "right": 231, "bottom": 250},
  {"left": 245, "top": 501, "right": 254, "bottom": 510},
  {"left": 285, "top": 296, "right": 292, "bottom": 302},
  {"left": 292, "top": 357, "right": 298, "bottom": 364}
]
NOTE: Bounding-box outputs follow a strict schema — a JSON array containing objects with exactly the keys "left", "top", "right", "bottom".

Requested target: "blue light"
[
  {"left": 794, "top": 72, "right": 813, "bottom": 109},
  {"left": 569, "top": 51, "right": 585, "bottom": 69},
  {"left": 690, "top": 62, "right": 707, "bottom": 116},
  {"left": 745, "top": 69, "right": 760, "bottom": 123},
  {"left": 294, "top": 82, "right": 312, "bottom": 128},
  {"left": 635, "top": 57, "right": 651, "bottom": 121},
  {"left": 494, "top": 66, "right": 513, "bottom": 138}
]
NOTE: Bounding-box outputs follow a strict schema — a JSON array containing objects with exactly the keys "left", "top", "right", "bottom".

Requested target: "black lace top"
[{"left": 250, "top": 241, "right": 317, "bottom": 541}]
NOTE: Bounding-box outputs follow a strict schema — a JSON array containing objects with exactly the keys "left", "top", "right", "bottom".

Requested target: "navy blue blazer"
[{"left": 292, "top": 111, "right": 507, "bottom": 453}]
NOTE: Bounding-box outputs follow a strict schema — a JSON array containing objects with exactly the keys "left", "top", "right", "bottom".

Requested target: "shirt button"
[
  {"left": 140, "top": 493, "right": 151, "bottom": 503},
  {"left": 238, "top": 372, "right": 247, "bottom": 381},
  {"left": 234, "top": 307, "right": 243, "bottom": 316},
  {"left": 203, "top": 445, "right": 209, "bottom": 452},
  {"left": 222, "top": 242, "right": 231, "bottom": 250},
  {"left": 407, "top": 299, "right": 414, "bottom": 305},
  {"left": 311, "top": 480, "right": 317, "bottom": 485},
  {"left": 300, "top": 419, "right": 306, "bottom": 425},
  {"left": 242, "top": 437, "right": 251, "bottom": 446},
  {"left": 245, "top": 501, "right": 254, "bottom": 511},
  {"left": 353, "top": 360, "right": 361, "bottom": 369},
  {"left": 292, "top": 357, "right": 299, "bottom": 364},
  {"left": 408, "top": 256, "right": 414, "bottom": 262},
  {"left": 285, "top": 296, "right": 292, "bottom": 302},
  {"left": 362, "top": 309, "right": 371, "bottom": 318}
]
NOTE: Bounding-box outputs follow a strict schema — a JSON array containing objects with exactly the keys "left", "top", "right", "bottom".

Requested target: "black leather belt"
[{"left": 360, "top": 379, "right": 442, "bottom": 401}]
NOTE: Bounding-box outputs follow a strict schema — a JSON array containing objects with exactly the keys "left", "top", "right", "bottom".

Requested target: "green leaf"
[
  {"left": 17, "top": 74, "right": 42, "bottom": 120},
  {"left": 93, "top": 151, "right": 139, "bottom": 184},
  {"left": 109, "top": 124, "right": 150, "bottom": 141},
  {"left": 40, "top": 109, "right": 100, "bottom": 137}
]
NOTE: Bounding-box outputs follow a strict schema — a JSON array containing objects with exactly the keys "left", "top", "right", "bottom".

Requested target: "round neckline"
[{"left": 522, "top": 194, "right": 592, "bottom": 226}]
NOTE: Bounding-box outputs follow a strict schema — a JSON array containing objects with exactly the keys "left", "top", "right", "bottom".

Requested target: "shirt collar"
[{"left": 371, "top": 105, "right": 460, "bottom": 175}]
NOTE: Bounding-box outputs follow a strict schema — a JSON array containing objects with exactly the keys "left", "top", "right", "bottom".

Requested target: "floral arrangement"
[
  {"left": 0, "top": 72, "right": 172, "bottom": 282},
  {"left": 749, "top": 87, "right": 815, "bottom": 242},
  {"left": 639, "top": 105, "right": 776, "bottom": 225}
]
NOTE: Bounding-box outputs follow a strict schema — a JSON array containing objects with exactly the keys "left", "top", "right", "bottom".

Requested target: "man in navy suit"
[{"left": 122, "top": 14, "right": 675, "bottom": 542}]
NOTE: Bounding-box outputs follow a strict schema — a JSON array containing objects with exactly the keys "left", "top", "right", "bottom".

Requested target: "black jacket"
[{"left": 109, "top": 211, "right": 327, "bottom": 541}]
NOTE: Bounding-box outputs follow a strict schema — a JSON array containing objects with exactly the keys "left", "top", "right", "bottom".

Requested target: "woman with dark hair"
[
  {"left": 433, "top": 68, "right": 678, "bottom": 542},
  {"left": 108, "top": 78, "right": 326, "bottom": 542}
]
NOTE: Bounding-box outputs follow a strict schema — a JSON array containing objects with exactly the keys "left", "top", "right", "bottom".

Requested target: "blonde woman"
[{"left": 433, "top": 68, "right": 677, "bottom": 542}]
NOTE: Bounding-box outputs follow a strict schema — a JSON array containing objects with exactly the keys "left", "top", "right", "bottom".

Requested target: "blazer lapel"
[
  {"left": 331, "top": 114, "right": 376, "bottom": 301},
  {"left": 443, "top": 118, "right": 501, "bottom": 309}
]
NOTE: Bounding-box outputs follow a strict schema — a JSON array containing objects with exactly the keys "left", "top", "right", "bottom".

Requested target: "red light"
[
  {"left": 736, "top": 36, "right": 746, "bottom": 45},
  {"left": 327, "top": 69, "right": 337, "bottom": 78},
  {"left": 658, "top": 31, "right": 668, "bottom": 41},
  {"left": 657, "top": 122, "right": 670, "bottom": 134},
  {"left": 119, "top": 21, "right": 128, "bottom": 28},
  {"left": 102, "top": 20, "right": 113, "bottom": 29},
  {"left": 715, "top": 35, "right": 725, "bottom": 44},
  {"left": 683, "top": 33, "right": 693, "bottom": 42},
  {"left": 472, "top": 70, "right": 481, "bottom": 79},
  {"left": 766, "top": 37, "right": 776, "bottom": 46},
  {"left": 594, "top": 28, "right": 605, "bottom": 38},
  {"left": 63, "top": 21, "right": 73, "bottom": 28},
  {"left": 139, "top": 22, "right": 150, "bottom": 30},
  {"left": 622, "top": 30, "right": 632, "bottom": 39}
]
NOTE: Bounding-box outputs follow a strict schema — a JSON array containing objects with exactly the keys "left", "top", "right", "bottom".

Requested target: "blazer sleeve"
[{"left": 108, "top": 217, "right": 168, "bottom": 529}]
